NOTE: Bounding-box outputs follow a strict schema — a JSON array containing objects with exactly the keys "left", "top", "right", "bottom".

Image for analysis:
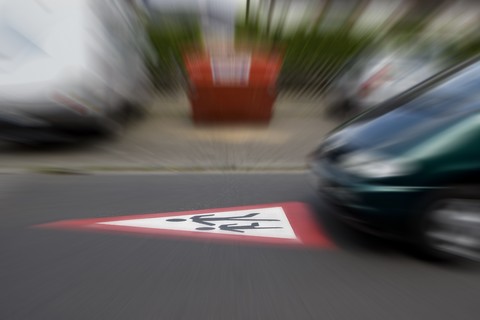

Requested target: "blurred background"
[
  {"left": 4, "top": 2, "right": 480, "bottom": 320},
  {"left": 149, "top": 0, "right": 480, "bottom": 97},
  {"left": 0, "top": 0, "right": 479, "bottom": 171}
]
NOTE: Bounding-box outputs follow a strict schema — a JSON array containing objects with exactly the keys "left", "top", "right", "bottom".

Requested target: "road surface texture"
[{"left": 1, "top": 173, "right": 479, "bottom": 320}]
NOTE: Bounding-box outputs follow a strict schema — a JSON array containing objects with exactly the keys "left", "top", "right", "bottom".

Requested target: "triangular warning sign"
[
  {"left": 35, "top": 202, "right": 334, "bottom": 248},
  {"left": 99, "top": 207, "right": 297, "bottom": 239}
]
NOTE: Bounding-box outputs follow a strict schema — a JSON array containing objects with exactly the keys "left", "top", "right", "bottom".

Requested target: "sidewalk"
[{"left": 0, "top": 93, "right": 339, "bottom": 173}]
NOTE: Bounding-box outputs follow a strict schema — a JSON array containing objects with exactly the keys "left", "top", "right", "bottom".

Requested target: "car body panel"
[{"left": 312, "top": 58, "right": 480, "bottom": 235}]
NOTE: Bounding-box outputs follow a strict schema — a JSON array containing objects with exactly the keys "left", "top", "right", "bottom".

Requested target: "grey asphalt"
[{"left": 1, "top": 173, "right": 480, "bottom": 320}]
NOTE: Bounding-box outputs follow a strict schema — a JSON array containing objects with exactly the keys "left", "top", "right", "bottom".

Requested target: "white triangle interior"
[{"left": 98, "top": 207, "right": 297, "bottom": 240}]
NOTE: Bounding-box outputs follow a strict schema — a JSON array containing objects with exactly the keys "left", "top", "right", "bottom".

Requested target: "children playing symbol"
[{"left": 166, "top": 212, "right": 283, "bottom": 233}]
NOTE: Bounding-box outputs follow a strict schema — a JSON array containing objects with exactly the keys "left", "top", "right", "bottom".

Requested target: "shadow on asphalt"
[
  {"left": 0, "top": 112, "right": 146, "bottom": 154},
  {"left": 0, "top": 132, "right": 120, "bottom": 154}
]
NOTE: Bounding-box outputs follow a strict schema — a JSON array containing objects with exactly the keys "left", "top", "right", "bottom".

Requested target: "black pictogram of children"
[{"left": 167, "top": 212, "right": 282, "bottom": 233}]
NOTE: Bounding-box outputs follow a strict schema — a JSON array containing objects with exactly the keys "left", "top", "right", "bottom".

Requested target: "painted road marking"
[
  {"left": 99, "top": 207, "right": 296, "bottom": 239},
  {"left": 35, "top": 202, "right": 334, "bottom": 248}
]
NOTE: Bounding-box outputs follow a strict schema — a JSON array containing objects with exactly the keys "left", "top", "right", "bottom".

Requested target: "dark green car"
[{"left": 310, "top": 57, "right": 480, "bottom": 261}]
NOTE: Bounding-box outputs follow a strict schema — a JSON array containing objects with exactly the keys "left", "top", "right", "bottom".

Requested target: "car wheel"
[
  {"left": 325, "top": 97, "right": 353, "bottom": 119},
  {"left": 415, "top": 189, "right": 480, "bottom": 262},
  {"left": 124, "top": 100, "right": 147, "bottom": 121},
  {"left": 93, "top": 104, "right": 129, "bottom": 138}
]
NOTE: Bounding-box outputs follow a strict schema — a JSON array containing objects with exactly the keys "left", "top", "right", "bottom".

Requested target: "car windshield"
[
  {"left": 344, "top": 61, "right": 480, "bottom": 152},
  {"left": 393, "top": 62, "right": 480, "bottom": 117}
]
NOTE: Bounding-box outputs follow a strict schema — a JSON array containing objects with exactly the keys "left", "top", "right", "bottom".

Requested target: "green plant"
[{"left": 145, "top": 18, "right": 202, "bottom": 90}]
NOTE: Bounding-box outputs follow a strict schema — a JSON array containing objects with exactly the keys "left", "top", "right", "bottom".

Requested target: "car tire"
[
  {"left": 325, "top": 97, "right": 353, "bottom": 119},
  {"left": 124, "top": 100, "right": 147, "bottom": 121},
  {"left": 93, "top": 103, "right": 130, "bottom": 138},
  {"left": 413, "top": 187, "right": 480, "bottom": 262}
]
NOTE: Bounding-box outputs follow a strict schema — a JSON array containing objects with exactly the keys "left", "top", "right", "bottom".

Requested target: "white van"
[{"left": 0, "top": 0, "right": 155, "bottom": 142}]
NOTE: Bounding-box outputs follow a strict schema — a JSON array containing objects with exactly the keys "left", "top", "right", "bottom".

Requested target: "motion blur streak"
[
  {"left": 2, "top": 1, "right": 480, "bottom": 320},
  {"left": 0, "top": 0, "right": 153, "bottom": 143}
]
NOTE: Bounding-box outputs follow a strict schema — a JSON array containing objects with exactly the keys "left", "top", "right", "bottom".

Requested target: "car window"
[
  {"left": 342, "top": 60, "right": 480, "bottom": 151},
  {"left": 400, "top": 62, "right": 480, "bottom": 117}
]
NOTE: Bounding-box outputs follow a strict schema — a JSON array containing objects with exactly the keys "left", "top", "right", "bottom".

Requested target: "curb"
[{"left": 0, "top": 166, "right": 309, "bottom": 175}]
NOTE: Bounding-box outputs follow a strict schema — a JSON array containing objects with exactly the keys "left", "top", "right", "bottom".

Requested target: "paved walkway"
[{"left": 0, "top": 93, "right": 339, "bottom": 173}]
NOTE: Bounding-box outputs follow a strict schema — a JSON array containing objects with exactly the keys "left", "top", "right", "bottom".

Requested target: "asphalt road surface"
[{"left": 1, "top": 173, "right": 480, "bottom": 320}]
